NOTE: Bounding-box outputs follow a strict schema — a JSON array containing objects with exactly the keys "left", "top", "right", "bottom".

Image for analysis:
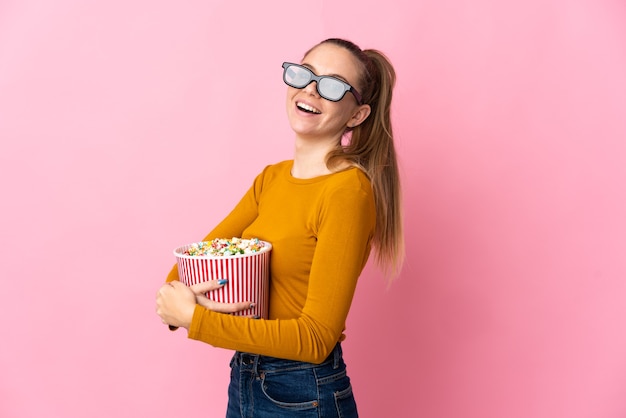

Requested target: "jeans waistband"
[{"left": 232, "top": 343, "right": 343, "bottom": 372}]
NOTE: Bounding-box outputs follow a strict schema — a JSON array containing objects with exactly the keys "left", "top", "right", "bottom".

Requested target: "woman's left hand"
[
  {"left": 155, "top": 281, "right": 196, "bottom": 329},
  {"left": 190, "top": 280, "right": 254, "bottom": 314}
]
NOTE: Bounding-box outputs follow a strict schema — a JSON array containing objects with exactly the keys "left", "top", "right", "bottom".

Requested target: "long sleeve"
[{"left": 171, "top": 161, "right": 376, "bottom": 363}]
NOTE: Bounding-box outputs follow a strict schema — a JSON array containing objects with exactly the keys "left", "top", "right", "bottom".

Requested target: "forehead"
[{"left": 302, "top": 43, "right": 362, "bottom": 85}]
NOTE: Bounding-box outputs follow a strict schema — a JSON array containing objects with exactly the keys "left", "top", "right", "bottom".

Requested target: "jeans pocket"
[
  {"left": 260, "top": 369, "right": 319, "bottom": 411},
  {"left": 316, "top": 368, "right": 358, "bottom": 418},
  {"left": 334, "top": 384, "right": 358, "bottom": 417}
]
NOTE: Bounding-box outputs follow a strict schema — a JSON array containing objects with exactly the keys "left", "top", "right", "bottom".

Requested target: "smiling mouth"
[{"left": 296, "top": 102, "right": 321, "bottom": 114}]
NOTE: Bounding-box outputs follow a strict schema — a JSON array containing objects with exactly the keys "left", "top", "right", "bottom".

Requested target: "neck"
[{"left": 291, "top": 134, "right": 342, "bottom": 179}]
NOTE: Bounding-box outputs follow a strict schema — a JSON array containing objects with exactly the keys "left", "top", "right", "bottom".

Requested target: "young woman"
[{"left": 156, "top": 38, "right": 404, "bottom": 417}]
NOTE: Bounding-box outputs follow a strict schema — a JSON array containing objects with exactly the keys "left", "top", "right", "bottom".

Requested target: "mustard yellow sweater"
[{"left": 166, "top": 160, "right": 376, "bottom": 363}]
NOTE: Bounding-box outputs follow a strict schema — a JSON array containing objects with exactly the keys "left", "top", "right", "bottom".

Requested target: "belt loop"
[
  {"left": 252, "top": 355, "right": 259, "bottom": 375},
  {"left": 333, "top": 344, "right": 341, "bottom": 369},
  {"left": 238, "top": 352, "right": 261, "bottom": 375}
]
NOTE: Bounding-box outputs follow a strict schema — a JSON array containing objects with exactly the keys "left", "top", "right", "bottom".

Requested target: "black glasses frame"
[{"left": 282, "top": 62, "right": 363, "bottom": 105}]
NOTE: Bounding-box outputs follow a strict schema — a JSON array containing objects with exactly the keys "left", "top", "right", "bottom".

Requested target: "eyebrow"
[{"left": 301, "top": 63, "right": 351, "bottom": 85}]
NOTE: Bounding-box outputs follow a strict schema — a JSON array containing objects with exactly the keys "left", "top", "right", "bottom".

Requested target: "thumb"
[{"left": 169, "top": 280, "right": 186, "bottom": 288}]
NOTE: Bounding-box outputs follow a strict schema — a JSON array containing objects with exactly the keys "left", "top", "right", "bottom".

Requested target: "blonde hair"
[{"left": 307, "top": 38, "right": 405, "bottom": 279}]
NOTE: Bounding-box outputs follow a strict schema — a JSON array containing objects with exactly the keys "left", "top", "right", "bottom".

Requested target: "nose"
[{"left": 302, "top": 80, "right": 320, "bottom": 98}]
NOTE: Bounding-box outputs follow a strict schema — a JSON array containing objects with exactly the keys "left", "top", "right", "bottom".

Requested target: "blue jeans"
[{"left": 226, "top": 344, "right": 358, "bottom": 417}]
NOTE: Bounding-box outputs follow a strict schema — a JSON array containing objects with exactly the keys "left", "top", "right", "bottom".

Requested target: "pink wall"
[{"left": 1, "top": 1, "right": 625, "bottom": 417}]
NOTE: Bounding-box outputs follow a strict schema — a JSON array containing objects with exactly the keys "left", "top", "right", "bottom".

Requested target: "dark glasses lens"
[{"left": 282, "top": 62, "right": 362, "bottom": 104}]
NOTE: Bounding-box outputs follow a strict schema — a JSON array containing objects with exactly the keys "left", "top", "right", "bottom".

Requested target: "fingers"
[
  {"left": 157, "top": 278, "right": 255, "bottom": 328},
  {"left": 189, "top": 279, "right": 228, "bottom": 295},
  {"left": 155, "top": 281, "right": 196, "bottom": 329},
  {"left": 156, "top": 280, "right": 189, "bottom": 299},
  {"left": 195, "top": 293, "right": 255, "bottom": 314}
]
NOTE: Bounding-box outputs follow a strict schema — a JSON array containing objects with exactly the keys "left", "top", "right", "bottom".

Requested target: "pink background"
[{"left": 1, "top": 1, "right": 625, "bottom": 417}]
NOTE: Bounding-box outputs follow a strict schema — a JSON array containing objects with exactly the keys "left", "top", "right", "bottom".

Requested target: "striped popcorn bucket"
[{"left": 173, "top": 242, "right": 271, "bottom": 319}]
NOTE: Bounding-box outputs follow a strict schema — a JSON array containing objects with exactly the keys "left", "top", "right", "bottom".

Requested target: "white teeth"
[{"left": 296, "top": 102, "right": 321, "bottom": 114}]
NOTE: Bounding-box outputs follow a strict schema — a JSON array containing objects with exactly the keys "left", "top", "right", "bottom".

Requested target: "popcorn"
[
  {"left": 174, "top": 237, "right": 272, "bottom": 319},
  {"left": 184, "top": 237, "right": 268, "bottom": 257}
]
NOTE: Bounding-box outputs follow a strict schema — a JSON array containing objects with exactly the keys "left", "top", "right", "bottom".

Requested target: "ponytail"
[{"left": 315, "top": 38, "right": 405, "bottom": 279}]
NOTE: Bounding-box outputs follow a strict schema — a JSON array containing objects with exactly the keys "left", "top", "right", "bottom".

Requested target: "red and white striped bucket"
[{"left": 173, "top": 242, "right": 271, "bottom": 319}]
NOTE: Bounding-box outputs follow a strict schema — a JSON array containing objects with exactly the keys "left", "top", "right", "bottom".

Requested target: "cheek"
[
  {"left": 285, "top": 89, "right": 295, "bottom": 112},
  {"left": 285, "top": 87, "right": 301, "bottom": 109},
  {"left": 333, "top": 104, "right": 357, "bottom": 123}
]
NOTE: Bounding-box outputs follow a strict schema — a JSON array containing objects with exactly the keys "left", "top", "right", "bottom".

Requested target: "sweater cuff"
[{"left": 187, "top": 304, "right": 207, "bottom": 341}]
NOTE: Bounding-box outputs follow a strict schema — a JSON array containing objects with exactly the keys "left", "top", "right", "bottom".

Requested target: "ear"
[{"left": 347, "top": 104, "right": 371, "bottom": 129}]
